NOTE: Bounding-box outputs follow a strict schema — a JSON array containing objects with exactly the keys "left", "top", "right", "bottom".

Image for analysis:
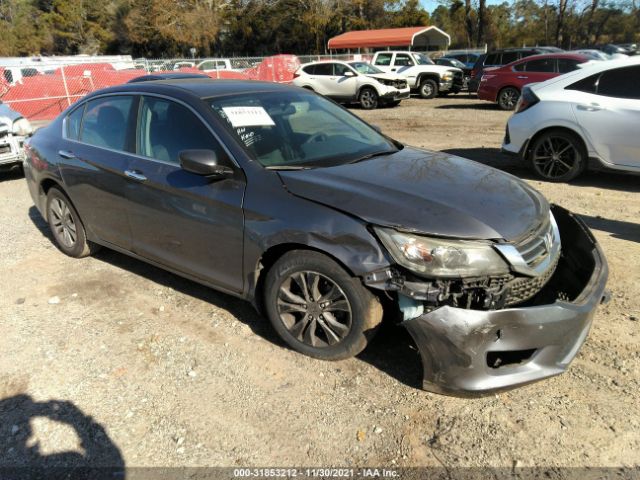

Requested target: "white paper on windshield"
[{"left": 222, "top": 106, "right": 275, "bottom": 128}]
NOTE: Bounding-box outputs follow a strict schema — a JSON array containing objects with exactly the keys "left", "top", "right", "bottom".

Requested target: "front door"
[{"left": 125, "top": 95, "right": 246, "bottom": 294}]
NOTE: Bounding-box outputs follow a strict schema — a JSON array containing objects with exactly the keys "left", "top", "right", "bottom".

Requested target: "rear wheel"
[
  {"left": 529, "top": 130, "right": 586, "bottom": 182},
  {"left": 418, "top": 78, "right": 438, "bottom": 99},
  {"left": 497, "top": 87, "right": 520, "bottom": 110},
  {"left": 264, "top": 250, "right": 383, "bottom": 360},
  {"left": 46, "top": 187, "right": 99, "bottom": 258},
  {"left": 358, "top": 87, "right": 379, "bottom": 110}
]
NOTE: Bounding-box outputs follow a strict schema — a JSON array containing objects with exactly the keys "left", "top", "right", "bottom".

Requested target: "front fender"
[{"left": 241, "top": 170, "right": 391, "bottom": 300}]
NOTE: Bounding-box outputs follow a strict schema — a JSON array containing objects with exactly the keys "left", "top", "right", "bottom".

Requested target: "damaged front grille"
[
  {"left": 504, "top": 254, "right": 559, "bottom": 305},
  {"left": 514, "top": 216, "right": 555, "bottom": 269}
]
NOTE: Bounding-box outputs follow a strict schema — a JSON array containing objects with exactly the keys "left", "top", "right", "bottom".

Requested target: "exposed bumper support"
[{"left": 402, "top": 206, "right": 609, "bottom": 396}]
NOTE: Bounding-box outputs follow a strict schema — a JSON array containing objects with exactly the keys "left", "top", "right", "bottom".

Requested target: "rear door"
[
  {"left": 59, "top": 94, "right": 137, "bottom": 250},
  {"left": 522, "top": 57, "right": 557, "bottom": 84},
  {"left": 125, "top": 95, "right": 246, "bottom": 293},
  {"left": 311, "top": 63, "right": 337, "bottom": 96},
  {"left": 570, "top": 65, "right": 640, "bottom": 168}
]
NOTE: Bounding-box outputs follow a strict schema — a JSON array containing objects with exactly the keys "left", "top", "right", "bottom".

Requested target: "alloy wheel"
[
  {"left": 359, "top": 89, "right": 378, "bottom": 109},
  {"left": 499, "top": 88, "right": 519, "bottom": 110},
  {"left": 49, "top": 197, "right": 77, "bottom": 248},
  {"left": 532, "top": 136, "right": 579, "bottom": 180},
  {"left": 277, "top": 271, "right": 352, "bottom": 348}
]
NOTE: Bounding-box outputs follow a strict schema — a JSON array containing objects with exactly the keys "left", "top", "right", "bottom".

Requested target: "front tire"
[
  {"left": 358, "top": 87, "right": 379, "bottom": 110},
  {"left": 529, "top": 130, "right": 587, "bottom": 182},
  {"left": 418, "top": 78, "right": 438, "bottom": 99},
  {"left": 497, "top": 87, "right": 520, "bottom": 110},
  {"left": 46, "top": 187, "right": 99, "bottom": 258},
  {"left": 264, "top": 250, "right": 383, "bottom": 360}
]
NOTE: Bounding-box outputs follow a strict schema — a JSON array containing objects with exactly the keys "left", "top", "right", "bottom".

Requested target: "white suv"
[
  {"left": 503, "top": 56, "right": 640, "bottom": 181},
  {"left": 292, "top": 61, "right": 410, "bottom": 109}
]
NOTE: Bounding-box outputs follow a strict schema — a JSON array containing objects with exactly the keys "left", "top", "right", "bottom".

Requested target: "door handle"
[
  {"left": 124, "top": 170, "right": 147, "bottom": 181},
  {"left": 58, "top": 150, "right": 75, "bottom": 159},
  {"left": 517, "top": 76, "right": 528, "bottom": 79},
  {"left": 577, "top": 103, "right": 604, "bottom": 111}
]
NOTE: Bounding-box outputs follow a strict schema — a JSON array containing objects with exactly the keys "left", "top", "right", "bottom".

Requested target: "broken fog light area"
[{"left": 487, "top": 349, "right": 537, "bottom": 368}]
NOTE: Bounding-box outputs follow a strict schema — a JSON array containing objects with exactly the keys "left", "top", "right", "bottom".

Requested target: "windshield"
[
  {"left": 412, "top": 53, "right": 434, "bottom": 65},
  {"left": 348, "top": 62, "right": 383, "bottom": 75},
  {"left": 209, "top": 91, "right": 398, "bottom": 169}
]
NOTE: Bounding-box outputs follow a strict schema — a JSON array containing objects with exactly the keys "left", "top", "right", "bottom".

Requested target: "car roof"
[
  {"left": 506, "top": 52, "right": 589, "bottom": 66},
  {"left": 531, "top": 54, "right": 640, "bottom": 92},
  {"left": 84, "top": 79, "right": 295, "bottom": 100},
  {"left": 127, "top": 73, "right": 210, "bottom": 83}
]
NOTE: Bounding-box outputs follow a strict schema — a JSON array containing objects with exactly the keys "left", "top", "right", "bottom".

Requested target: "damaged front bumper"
[{"left": 401, "top": 206, "right": 609, "bottom": 396}]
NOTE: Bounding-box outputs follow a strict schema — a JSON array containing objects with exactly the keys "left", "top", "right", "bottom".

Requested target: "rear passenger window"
[
  {"left": 566, "top": 73, "right": 600, "bottom": 94},
  {"left": 65, "top": 104, "right": 85, "bottom": 140},
  {"left": 302, "top": 65, "right": 316, "bottom": 75},
  {"left": 80, "top": 96, "right": 134, "bottom": 151},
  {"left": 137, "top": 97, "right": 223, "bottom": 164},
  {"left": 313, "top": 63, "right": 333, "bottom": 76},
  {"left": 525, "top": 58, "right": 555, "bottom": 72},
  {"left": 597, "top": 66, "right": 640, "bottom": 99},
  {"left": 374, "top": 53, "right": 393, "bottom": 66},
  {"left": 501, "top": 52, "right": 519, "bottom": 65},
  {"left": 484, "top": 54, "right": 499, "bottom": 66}
]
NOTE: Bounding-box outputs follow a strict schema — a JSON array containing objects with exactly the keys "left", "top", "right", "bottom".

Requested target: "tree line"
[{"left": 0, "top": 0, "right": 637, "bottom": 58}]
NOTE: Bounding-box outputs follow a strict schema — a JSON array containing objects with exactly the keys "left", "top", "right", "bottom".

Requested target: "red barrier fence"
[{"left": 0, "top": 54, "right": 307, "bottom": 121}]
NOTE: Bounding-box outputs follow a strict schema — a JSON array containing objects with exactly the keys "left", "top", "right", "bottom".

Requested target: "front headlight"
[
  {"left": 374, "top": 227, "right": 510, "bottom": 278},
  {"left": 12, "top": 118, "right": 32, "bottom": 137},
  {"left": 442, "top": 72, "right": 453, "bottom": 81}
]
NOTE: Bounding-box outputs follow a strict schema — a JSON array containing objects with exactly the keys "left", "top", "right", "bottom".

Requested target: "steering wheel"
[{"left": 304, "top": 132, "right": 329, "bottom": 144}]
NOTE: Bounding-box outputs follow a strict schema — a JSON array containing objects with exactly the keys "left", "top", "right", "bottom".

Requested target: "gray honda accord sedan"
[{"left": 23, "top": 79, "right": 609, "bottom": 396}]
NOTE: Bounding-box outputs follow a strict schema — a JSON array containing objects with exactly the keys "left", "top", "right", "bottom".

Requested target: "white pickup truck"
[{"left": 371, "top": 51, "right": 464, "bottom": 99}]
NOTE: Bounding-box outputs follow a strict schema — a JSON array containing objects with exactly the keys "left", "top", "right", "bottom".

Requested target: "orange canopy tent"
[{"left": 327, "top": 26, "right": 450, "bottom": 51}]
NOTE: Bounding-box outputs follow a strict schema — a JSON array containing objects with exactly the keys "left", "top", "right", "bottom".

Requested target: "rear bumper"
[{"left": 402, "top": 206, "right": 609, "bottom": 396}]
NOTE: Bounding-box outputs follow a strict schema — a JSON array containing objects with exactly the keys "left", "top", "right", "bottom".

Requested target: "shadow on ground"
[
  {"left": 579, "top": 214, "right": 640, "bottom": 243},
  {"left": 27, "top": 206, "right": 424, "bottom": 390},
  {"left": 0, "top": 394, "right": 124, "bottom": 479},
  {"left": 443, "top": 147, "right": 640, "bottom": 193},
  {"left": 437, "top": 102, "right": 501, "bottom": 111},
  {"left": 0, "top": 168, "right": 24, "bottom": 183}
]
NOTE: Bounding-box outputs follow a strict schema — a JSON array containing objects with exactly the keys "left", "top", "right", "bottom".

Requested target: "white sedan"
[{"left": 502, "top": 56, "right": 640, "bottom": 181}]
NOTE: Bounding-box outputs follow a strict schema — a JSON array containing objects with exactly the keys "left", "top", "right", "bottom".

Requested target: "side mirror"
[
  {"left": 344, "top": 71, "right": 356, "bottom": 77},
  {"left": 179, "top": 149, "right": 233, "bottom": 178}
]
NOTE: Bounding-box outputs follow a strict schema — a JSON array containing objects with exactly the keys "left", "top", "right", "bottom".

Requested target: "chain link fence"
[{"left": 0, "top": 49, "right": 485, "bottom": 122}]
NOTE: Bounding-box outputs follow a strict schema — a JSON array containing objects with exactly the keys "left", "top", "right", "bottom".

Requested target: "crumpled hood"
[{"left": 278, "top": 147, "right": 548, "bottom": 241}]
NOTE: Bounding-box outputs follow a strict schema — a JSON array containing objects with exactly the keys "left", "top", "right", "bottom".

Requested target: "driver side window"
[
  {"left": 137, "top": 96, "right": 223, "bottom": 164},
  {"left": 333, "top": 63, "right": 353, "bottom": 76},
  {"left": 394, "top": 54, "right": 414, "bottom": 67}
]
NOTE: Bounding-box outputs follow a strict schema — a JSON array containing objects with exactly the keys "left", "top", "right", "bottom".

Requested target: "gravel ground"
[{"left": 0, "top": 96, "right": 639, "bottom": 471}]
